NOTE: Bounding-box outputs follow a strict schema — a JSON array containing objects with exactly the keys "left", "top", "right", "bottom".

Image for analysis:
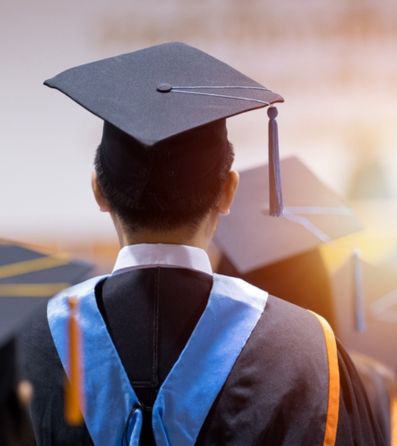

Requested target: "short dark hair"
[{"left": 94, "top": 141, "right": 234, "bottom": 232}]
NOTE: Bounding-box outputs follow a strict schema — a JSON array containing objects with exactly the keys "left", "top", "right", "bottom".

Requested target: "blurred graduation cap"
[
  {"left": 330, "top": 251, "right": 397, "bottom": 370},
  {"left": 43, "top": 41, "right": 283, "bottom": 200},
  {"left": 319, "top": 206, "right": 397, "bottom": 371},
  {"left": 0, "top": 240, "right": 92, "bottom": 344},
  {"left": 214, "top": 157, "right": 361, "bottom": 325},
  {"left": 215, "top": 157, "right": 361, "bottom": 273},
  {"left": 0, "top": 240, "right": 92, "bottom": 437},
  {"left": 320, "top": 203, "right": 397, "bottom": 440}
]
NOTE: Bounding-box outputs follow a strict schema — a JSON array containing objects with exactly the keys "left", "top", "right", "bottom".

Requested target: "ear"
[
  {"left": 91, "top": 171, "right": 111, "bottom": 212},
  {"left": 217, "top": 170, "right": 239, "bottom": 215}
]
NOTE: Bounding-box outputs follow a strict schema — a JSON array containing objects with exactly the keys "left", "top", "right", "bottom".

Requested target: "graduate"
[
  {"left": 19, "top": 42, "right": 384, "bottom": 445},
  {"left": 0, "top": 240, "right": 90, "bottom": 445},
  {"left": 214, "top": 156, "right": 362, "bottom": 328}
]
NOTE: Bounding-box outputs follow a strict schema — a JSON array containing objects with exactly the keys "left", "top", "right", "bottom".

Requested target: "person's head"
[
  {"left": 92, "top": 119, "right": 239, "bottom": 248},
  {"left": 44, "top": 41, "right": 284, "bottom": 248}
]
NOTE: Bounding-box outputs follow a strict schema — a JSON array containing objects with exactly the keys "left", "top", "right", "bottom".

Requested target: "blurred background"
[{"left": 1, "top": 0, "right": 397, "bottom": 269}]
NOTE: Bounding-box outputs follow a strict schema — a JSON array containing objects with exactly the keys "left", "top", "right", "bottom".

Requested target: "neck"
[
  {"left": 124, "top": 229, "right": 208, "bottom": 250},
  {"left": 112, "top": 212, "right": 218, "bottom": 251}
]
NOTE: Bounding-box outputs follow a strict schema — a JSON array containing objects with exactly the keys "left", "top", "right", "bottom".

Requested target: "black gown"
[{"left": 18, "top": 267, "right": 384, "bottom": 445}]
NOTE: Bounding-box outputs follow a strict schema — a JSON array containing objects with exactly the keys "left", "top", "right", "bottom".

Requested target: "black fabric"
[
  {"left": 218, "top": 248, "right": 337, "bottom": 329},
  {"left": 197, "top": 297, "right": 384, "bottom": 445},
  {"left": 18, "top": 268, "right": 384, "bottom": 445},
  {"left": 98, "top": 268, "right": 212, "bottom": 393},
  {"left": 350, "top": 353, "right": 395, "bottom": 445},
  {"left": 0, "top": 339, "right": 35, "bottom": 446},
  {"left": 44, "top": 42, "right": 283, "bottom": 147},
  {"left": 96, "top": 268, "right": 212, "bottom": 445},
  {"left": 99, "top": 120, "right": 229, "bottom": 194},
  {"left": 17, "top": 303, "right": 92, "bottom": 446},
  {"left": 335, "top": 343, "right": 385, "bottom": 446},
  {"left": 0, "top": 340, "right": 17, "bottom": 405}
]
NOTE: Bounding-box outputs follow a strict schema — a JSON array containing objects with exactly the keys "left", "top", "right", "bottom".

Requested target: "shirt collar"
[{"left": 112, "top": 243, "right": 213, "bottom": 275}]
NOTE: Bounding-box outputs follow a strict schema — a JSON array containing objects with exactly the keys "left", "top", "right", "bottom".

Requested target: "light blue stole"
[{"left": 47, "top": 273, "right": 267, "bottom": 445}]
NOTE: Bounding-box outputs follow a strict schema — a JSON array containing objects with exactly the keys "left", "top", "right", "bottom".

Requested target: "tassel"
[
  {"left": 268, "top": 106, "right": 284, "bottom": 216},
  {"left": 352, "top": 249, "right": 366, "bottom": 332},
  {"left": 65, "top": 296, "right": 84, "bottom": 425}
]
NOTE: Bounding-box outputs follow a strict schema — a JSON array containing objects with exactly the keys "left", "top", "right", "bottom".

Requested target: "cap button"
[
  {"left": 267, "top": 106, "right": 278, "bottom": 119},
  {"left": 157, "top": 83, "right": 172, "bottom": 93}
]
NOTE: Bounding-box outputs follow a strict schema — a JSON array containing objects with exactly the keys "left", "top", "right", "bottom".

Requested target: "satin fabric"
[{"left": 47, "top": 273, "right": 267, "bottom": 445}]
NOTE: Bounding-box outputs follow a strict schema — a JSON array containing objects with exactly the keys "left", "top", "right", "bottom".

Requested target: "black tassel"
[{"left": 268, "top": 106, "right": 284, "bottom": 216}]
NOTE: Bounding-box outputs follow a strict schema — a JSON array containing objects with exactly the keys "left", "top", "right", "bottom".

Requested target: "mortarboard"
[
  {"left": 44, "top": 42, "right": 283, "bottom": 146},
  {"left": 215, "top": 156, "right": 361, "bottom": 273},
  {"left": 43, "top": 41, "right": 284, "bottom": 203},
  {"left": 319, "top": 202, "right": 397, "bottom": 370},
  {"left": 330, "top": 253, "right": 397, "bottom": 371},
  {"left": 214, "top": 157, "right": 361, "bottom": 327},
  {"left": 0, "top": 239, "right": 92, "bottom": 344},
  {"left": 0, "top": 240, "right": 92, "bottom": 435}
]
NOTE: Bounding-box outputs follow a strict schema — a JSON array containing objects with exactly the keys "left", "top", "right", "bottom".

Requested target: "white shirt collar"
[{"left": 112, "top": 243, "right": 213, "bottom": 275}]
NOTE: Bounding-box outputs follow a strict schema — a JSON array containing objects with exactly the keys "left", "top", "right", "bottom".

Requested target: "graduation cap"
[
  {"left": 0, "top": 240, "right": 92, "bottom": 344},
  {"left": 0, "top": 240, "right": 92, "bottom": 434},
  {"left": 213, "top": 157, "right": 361, "bottom": 326},
  {"left": 43, "top": 41, "right": 284, "bottom": 202},
  {"left": 215, "top": 156, "right": 361, "bottom": 271},
  {"left": 320, "top": 202, "right": 397, "bottom": 370},
  {"left": 330, "top": 253, "right": 397, "bottom": 370}
]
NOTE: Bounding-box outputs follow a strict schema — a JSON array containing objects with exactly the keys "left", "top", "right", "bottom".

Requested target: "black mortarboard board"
[
  {"left": 43, "top": 42, "right": 284, "bottom": 200},
  {"left": 215, "top": 156, "right": 361, "bottom": 274},
  {"left": 0, "top": 239, "right": 92, "bottom": 345},
  {"left": 44, "top": 42, "right": 283, "bottom": 146}
]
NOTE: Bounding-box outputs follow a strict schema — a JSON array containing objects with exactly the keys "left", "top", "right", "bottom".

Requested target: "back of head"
[
  {"left": 44, "top": 42, "right": 283, "bottom": 232},
  {"left": 94, "top": 120, "right": 234, "bottom": 232}
]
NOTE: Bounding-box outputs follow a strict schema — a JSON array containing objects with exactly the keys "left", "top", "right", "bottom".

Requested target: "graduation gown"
[{"left": 18, "top": 267, "right": 384, "bottom": 445}]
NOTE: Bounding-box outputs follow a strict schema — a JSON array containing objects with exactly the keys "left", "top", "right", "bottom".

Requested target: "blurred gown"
[{"left": 217, "top": 247, "right": 337, "bottom": 329}]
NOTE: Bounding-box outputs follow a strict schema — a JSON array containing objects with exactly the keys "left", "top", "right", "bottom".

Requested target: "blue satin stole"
[{"left": 47, "top": 273, "right": 268, "bottom": 446}]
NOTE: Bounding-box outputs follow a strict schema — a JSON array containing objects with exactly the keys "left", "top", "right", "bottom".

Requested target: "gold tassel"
[{"left": 65, "top": 296, "right": 84, "bottom": 425}]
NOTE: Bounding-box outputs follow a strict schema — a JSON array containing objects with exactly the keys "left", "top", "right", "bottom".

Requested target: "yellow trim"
[
  {"left": 0, "top": 283, "right": 70, "bottom": 297},
  {"left": 311, "top": 311, "right": 340, "bottom": 446},
  {"left": 0, "top": 255, "right": 70, "bottom": 279}
]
